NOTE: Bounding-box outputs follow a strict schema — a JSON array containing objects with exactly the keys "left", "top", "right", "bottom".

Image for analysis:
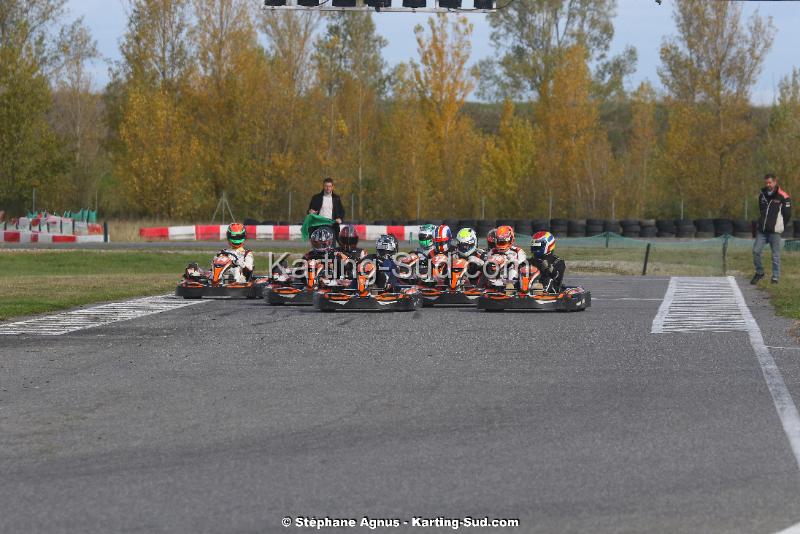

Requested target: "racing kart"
[
  {"left": 476, "top": 256, "right": 591, "bottom": 311},
  {"left": 314, "top": 260, "right": 421, "bottom": 312},
  {"left": 176, "top": 250, "right": 267, "bottom": 299},
  {"left": 266, "top": 257, "right": 327, "bottom": 306},
  {"left": 416, "top": 255, "right": 483, "bottom": 307}
]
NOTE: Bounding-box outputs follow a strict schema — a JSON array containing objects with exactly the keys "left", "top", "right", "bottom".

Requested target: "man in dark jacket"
[
  {"left": 308, "top": 178, "right": 345, "bottom": 223},
  {"left": 752, "top": 173, "right": 791, "bottom": 284}
]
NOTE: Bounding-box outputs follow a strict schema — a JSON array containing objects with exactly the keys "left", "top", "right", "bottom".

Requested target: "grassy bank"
[{"left": 0, "top": 250, "right": 284, "bottom": 320}]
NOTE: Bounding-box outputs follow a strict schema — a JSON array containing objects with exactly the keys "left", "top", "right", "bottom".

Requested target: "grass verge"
[{"left": 0, "top": 250, "right": 281, "bottom": 321}]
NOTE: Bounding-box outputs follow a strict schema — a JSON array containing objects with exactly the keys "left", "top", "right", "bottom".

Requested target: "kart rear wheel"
[{"left": 182, "top": 295, "right": 202, "bottom": 300}]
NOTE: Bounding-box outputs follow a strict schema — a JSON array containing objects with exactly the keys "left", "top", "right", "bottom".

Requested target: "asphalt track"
[{"left": 2, "top": 275, "right": 800, "bottom": 533}]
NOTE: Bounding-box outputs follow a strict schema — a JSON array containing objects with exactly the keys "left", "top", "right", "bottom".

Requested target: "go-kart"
[
  {"left": 266, "top": 258, "right": 328, "bottom": 306},
  {"left": 314, "top": 260, "right": 421, "bottom": 312},
  {"left": 176, "top": 250, "right": 267, "bottom": 299},
  {"left": 416, "top": 255, "right": 483, "bottom": 307},
  {"left": 477, "top": 261, "right": 590, "bottom": 311}
]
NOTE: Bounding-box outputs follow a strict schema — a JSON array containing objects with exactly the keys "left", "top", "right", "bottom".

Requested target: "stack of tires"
[
  {"left": 656, "top": 219, "right": 676, "bottom": 237},
  {"left": 620, "top": 219, "right": 641, "bottom": 237},
  {"left": 531, "top": 219, "right": 550, "bottom": 234},
  {"left": 674, "top": 219, "right": 695, "bottom": 237},
  {"left": 458, "top": 219, "right": 477, "bottom": 233},
  {"left": 550, "top": 219, "right": 569, "bottom": 237},
  {"left": 514, "top": 219, "right": 533, "bottom": 237},
  {"left": 693, "top": 219, "right": 715, "bottom": 238},
  {"left": 604, "top": 220, "right": 620, "bottom": 234},
  {"left": 476, "top": 219, "right": 495, "bottom": 237},
  {"left": 795, "top": 220, "right": 800, "bottom": 238},
  {"left": 639, "top": 219, "right": 657, "bottom": 238},
  {"left": 713, "top": 218, "right": 734, "bottom": 237},
  {"left": 732, "top": 219, "right": 752, "bottom": 238},
  {"left": 586, "top": 219, "right": 605, "bottom": 236},
  {"left": 568, "top": 219, "right": 586, "bottom": 237}
]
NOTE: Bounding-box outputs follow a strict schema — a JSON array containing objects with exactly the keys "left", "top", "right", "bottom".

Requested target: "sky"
[{"left": 68, "top": 0, "right": 800, "bottom": 104}]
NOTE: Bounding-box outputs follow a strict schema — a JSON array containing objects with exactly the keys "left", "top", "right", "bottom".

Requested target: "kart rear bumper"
[
  {"left": 266, "top": 286, "right": 315, "bottom": 305},
  {"left": 419, "top": 288, "right": 483, "bottom": 307},
  {"left": 314, "top": 290, "right": 421, "bottom": 311},
  {"left": 175, "top": 283, "right": 264, "bottom": 299},
  {"left": 477, "top": 287, "right": 591, "bottom": 311}
]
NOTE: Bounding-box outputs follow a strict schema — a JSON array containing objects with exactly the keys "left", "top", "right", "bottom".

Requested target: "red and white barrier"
[
  {"left": 1, "top": 231, "right": 105, "bottom": 244},
  {"left": 5, "top": 217, "right": 103, "bottom": 236},
  {"left": 139, "top": 224, "right": 417, "bottom": 242}
]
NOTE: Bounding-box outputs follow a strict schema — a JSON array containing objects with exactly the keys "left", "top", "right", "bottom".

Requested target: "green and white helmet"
[
  {"left": 418, "top": 224, "right": 436, "bottom": 250},
  {"left": 456, "top": 227, "right": 478, "bottom": 257}
]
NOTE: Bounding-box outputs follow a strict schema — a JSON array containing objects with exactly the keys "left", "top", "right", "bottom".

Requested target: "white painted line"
[
  {"left": 768, "top": 346, "right": 800, "bottom": 351},
  {"left": 592, "top": 297, "right": 664, "bottom": 301},
  {"left": 728, "top": 276, "right": 800, "bottom": 471},
  {"left": 651, "top": 277, "right": 678, "bottom": 334},
  {"left": 775, "top": 521, "right": 800, "bottom": 534},
  {"left": 0, "top": 295, "right": 208, "bottom": 336}
]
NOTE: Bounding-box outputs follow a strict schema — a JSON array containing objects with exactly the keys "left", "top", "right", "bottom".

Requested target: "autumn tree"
[
  {"left": 113, "top": 0, "right": 198, "bottom": 218},
  {"left": 479, "top": 0, "right": 636, "bottom": 101},
  {"left": 50, "top": 18, "right": 107, "bottom": 208},
  {"left": 764, "top": 68, "right": 800, "bottom": 197},
  {"left": 535, "top": 45, "right": 614, "bottom": 217},
  {"left": 411, "top": 15, "right": 482, "bottom": 217},
  {"left": 657, "top": 0, "right": 774, "bottom": 217},
  {"left": 0, "top": 0, "right": 70, "bottom": 213},
  {"left": 620, "top": 81, "right": 658, "bottom": 218},
  {"left": 257, "top": 11, "right": 319, "bottom": 221},
  {"left": 189, "top": 0, "right": 279, "bottom": 218},
  {"left": 479, "top": 100, "right": 538, "bottom": 218},
  {"left": 311, "top": 12, "right": 387, "bottom": 219}
]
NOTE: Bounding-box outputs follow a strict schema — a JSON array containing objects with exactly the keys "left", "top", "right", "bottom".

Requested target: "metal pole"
[
  {"left": 548, "top": 192, "right": 553, "bottom": 221},
  {"left": 358, "top": 166, "right": 362, "bottom": 220},
  {"left": 642, "top": 243, "right": 652, "bottom": 276},
  {"left": 32, "top": 188, "right": 36, "bottom": 214},
  {"left": 605, "top": 232, "right": 610, "bottom": 248},
  {"left": 351, "top": 193, "right": 355, "bottom": 222},
  {"left": 288, "top": 191, "right": 292, "bottom": 223},
  {"left": 416, "top": 191, "right": 420, "bottom": 220},
  {"left": 680, "top": 199, "right": 684, "bottom": 220},
  {"left": 612, "top": 197, "right": 616, "bottom": 220},
  {"left": 722, "top": 235, "right": 729, "bottom": 275}
]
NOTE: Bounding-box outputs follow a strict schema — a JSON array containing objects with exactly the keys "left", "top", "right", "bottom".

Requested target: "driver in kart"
[
  {"left": 184, "top": 223, "right": 254, "bottom": 283},
  {"left": 486, "top": 225, "right": 527, "bottom": 285},
  {"left": 454, "top": 227, "right": 487, "bottom": 285},
  {"left": 361, "top": 234, "right": 402, "bottom": 291},
  {"left": 530, "top": 231, "right": 565, "bottom": 293},
  {"left": 399, "top": 224, "right": 436, "bottom": 281},
  {"left": 222, "top": 223, "right": 254, "bottom": 282},
  {"left": 334, "top": 225, "right": 366, "bottom": 279}
]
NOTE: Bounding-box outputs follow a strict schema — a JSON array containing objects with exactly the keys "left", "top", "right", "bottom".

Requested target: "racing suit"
[
  {"left": 531, "top": 253, "right": 566, "bottom": 293},
  {"left": 360, "top": 253, "right": 402, "bottom": 290},
  {"left": 487, "top": 245, "right": 527, "bottom": 283},
  {"left": 334, "top": 247, "right": 366, "bottom": 279},
  {"left": 226, "top": 246, "right": 254, "bottom": 283},
  {"left": 399, "top": 247, "right": 435, "bottom": 283},
  {"left": 455, "top": 248, "right": 488, "bottom": 287}
]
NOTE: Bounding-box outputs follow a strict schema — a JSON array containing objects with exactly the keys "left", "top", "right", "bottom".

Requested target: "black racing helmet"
[
  {"left": 338, "top": 225, "right": 360, "bottom": 251},
  {"left": 310, "top": 227, "right": 334, "bottom": 251}
]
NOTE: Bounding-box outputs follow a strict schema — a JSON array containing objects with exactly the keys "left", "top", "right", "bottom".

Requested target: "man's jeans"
[{"left": 753, "top": 231, "right": 782, "bottom": 280}]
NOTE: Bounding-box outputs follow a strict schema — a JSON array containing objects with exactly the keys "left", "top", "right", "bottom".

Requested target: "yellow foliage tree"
[
  {"left": 118, "top": 85, "right": 199, "bottom": 218},
  {"left": 534, "top": 44, "right": 614, "bottom": 217},
  {"left": 411, "top": 15, "right": 482, "bottom": 217},
  {"left": 480, "top": 100, "right": 538, "bottom": 218}
]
